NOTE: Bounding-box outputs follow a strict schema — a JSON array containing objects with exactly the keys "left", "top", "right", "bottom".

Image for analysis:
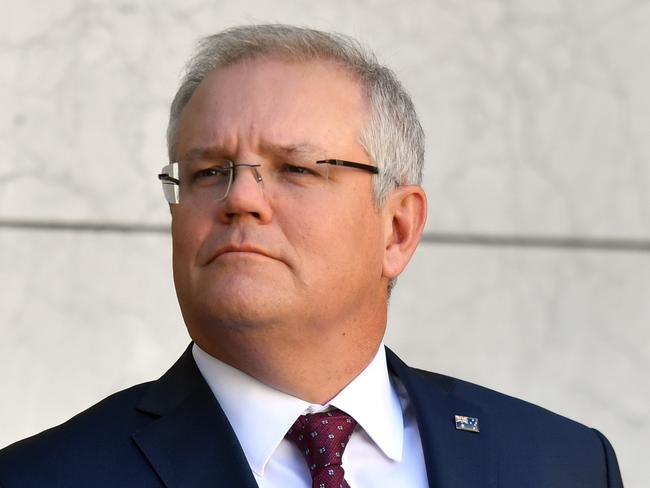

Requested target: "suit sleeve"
[{"left": 592, "top": 429, "right": 624, "bottom": 488}]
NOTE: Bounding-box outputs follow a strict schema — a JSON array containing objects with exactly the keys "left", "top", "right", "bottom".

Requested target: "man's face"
[{"left": 171, "top": 57, "right": 388, "bottom": 338}]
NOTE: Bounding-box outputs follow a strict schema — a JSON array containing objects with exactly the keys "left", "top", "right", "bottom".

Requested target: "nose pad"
[
  {"left": 248, "top": 166, "right": 264, "bottom": 186},
  {"left": 223, "top": 163, "right": 265, "bottom": 201}
]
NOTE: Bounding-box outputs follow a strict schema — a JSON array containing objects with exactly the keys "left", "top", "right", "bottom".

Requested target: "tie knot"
[{"left": 286, "top": 409, "right": 357, "bottom": 484}]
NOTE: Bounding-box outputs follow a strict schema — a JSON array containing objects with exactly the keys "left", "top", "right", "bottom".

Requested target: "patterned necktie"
[{"left": 286, "top": 409, "right": 358, "bottom": 488}]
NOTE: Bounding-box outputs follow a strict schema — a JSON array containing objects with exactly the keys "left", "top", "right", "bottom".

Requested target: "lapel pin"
[{"left": 454, "top": 415, "right": 480, "bottom": 433}]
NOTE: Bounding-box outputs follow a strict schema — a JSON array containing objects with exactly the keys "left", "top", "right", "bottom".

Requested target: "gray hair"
[{"left": 167, "top": 24, "right": 424, "bottom": 207}]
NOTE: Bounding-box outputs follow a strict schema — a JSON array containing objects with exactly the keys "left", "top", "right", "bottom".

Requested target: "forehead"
[{"left": 175, "top": 57, "right": 369, "bottom": 158}]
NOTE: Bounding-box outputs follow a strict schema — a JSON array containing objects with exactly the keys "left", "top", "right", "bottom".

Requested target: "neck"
[{"left": 191, "top": 309, "right": 386, "bottom": 404}]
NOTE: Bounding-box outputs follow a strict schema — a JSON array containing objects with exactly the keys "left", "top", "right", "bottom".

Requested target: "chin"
[
  {"left": 186, "top": 302, "right": 288, "bottom": 343},
  {"left": 179, "top": 271, "right": 293, "bottom": 331}
]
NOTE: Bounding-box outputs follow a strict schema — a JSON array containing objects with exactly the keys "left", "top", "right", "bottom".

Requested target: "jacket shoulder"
[
  {"left": 408, "top": 366, "right": 623, "bottom": 487},
  {"left": 412, "top": 366, "right": 595, "bottom": 435},
  {"left": 0, "top": 381, "right": 157, "bottom": 487}
]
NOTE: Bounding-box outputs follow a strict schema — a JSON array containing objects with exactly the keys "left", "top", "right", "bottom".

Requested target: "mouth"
[{"left": 210, "top": 244, "right": 277, "bottom": 263}]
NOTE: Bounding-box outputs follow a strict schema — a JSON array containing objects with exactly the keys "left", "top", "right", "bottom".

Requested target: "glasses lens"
[
  {"left": 160, "top": 163, "right": 180, "bottom": 204},
  {"left": 181, "top": 159, "right": 233, "bottom": 202}
]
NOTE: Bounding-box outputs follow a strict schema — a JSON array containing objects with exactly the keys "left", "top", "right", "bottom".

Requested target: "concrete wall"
[{"left": 1, "top": 1, "right": 648, "bottom": 486}]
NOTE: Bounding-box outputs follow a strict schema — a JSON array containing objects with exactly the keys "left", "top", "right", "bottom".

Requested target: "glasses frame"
[
  {"left": 315, "top": 159, "right": 379, "bottom": 174},
  {"left": 157, "top": 158, "right": 378, "bottom": 204}
]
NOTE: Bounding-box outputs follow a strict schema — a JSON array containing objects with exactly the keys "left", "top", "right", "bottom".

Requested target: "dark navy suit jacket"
[{"left": 0, "top": 345, "right": 623, "bottom": 487}]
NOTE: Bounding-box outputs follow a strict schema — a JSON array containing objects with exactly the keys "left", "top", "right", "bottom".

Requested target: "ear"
[{"left": 381, "top": 185, "right": 427, "bottom": 280}]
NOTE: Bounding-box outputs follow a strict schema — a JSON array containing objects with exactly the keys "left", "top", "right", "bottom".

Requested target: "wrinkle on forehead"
[{"left": 175, "top": 57, "right": 369, "bottom": 162}]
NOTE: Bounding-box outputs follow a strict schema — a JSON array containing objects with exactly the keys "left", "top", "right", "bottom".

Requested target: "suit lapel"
[
  {"left": 131, "top": 345, "right": 258, "bottom": 488},
  {"left": 386, "top": 348, "right": 497, "bottom": 488}
]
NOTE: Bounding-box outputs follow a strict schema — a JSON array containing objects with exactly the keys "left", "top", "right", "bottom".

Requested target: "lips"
[
  {"left": 203, "top": 240, "right": 283, "bottom": 266},
  {"left": 197, "top": 228, "right": 288, "bottom": 267},
  {"left": 214, "top": 244, "right": 272, "bottom": 259}
]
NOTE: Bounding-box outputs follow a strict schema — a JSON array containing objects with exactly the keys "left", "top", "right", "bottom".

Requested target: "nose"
[{"left": 219, "top": 163, "right": 273, "bottom": 224}]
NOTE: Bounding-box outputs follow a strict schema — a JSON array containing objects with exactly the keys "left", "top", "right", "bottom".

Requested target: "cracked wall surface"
[{"left": 1, "top": 1, "right": 648, "bottom": 486}]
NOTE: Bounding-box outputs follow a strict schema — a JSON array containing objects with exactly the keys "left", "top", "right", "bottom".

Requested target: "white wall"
[{"left": 1, "top": 1, "right": 648, "bottom": 486}]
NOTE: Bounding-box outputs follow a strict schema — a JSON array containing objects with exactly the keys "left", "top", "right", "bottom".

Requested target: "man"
[{"left": 0, "top": 24, "right": 622, "bottom": 487}]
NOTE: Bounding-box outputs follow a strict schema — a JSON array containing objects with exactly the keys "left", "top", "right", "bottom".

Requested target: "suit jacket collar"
[
  {"left": 386, "top": 347, "right": 497, "bottom": 488},
  {"left": 131, "top": 344, "right": 496, "bottom": 488},
  {"left": 131, "top": 344, "right": 258, "bottom": 488}
]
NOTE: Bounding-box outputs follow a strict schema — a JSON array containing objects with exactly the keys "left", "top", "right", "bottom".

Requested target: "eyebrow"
[
  {"left": 274, "top": 143, "right": 325, "bottom": 156},
  {"left": 180, "top": 146, "right": 224, "bottom": 162}
]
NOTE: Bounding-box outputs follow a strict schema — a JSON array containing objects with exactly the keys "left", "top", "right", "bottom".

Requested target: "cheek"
[
  {"left": 292, "top": 205, "right": 382, "bottom": 272},
  {"left": 276, "top": 205, "right": 338, "bottom": 277},
  {"left": 171, "top": 211, "right": 208, "bottom": 267}
]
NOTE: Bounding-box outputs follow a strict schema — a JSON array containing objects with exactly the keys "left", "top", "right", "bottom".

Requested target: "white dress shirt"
[{"left": 192, "top": 343, "right": 428, "bottom": 487}]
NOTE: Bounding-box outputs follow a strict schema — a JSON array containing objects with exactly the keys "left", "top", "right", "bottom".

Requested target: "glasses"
[{"left": 157, "top": 158, "right": 378, "bottom": 205}]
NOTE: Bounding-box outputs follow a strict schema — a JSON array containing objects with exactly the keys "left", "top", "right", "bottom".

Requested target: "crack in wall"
[{"left": 1, "top": 218, "right": 649, "bottom": 253}]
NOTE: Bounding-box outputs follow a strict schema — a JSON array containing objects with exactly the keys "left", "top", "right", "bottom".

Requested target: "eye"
[
  {"left": 281, "top": 163, "right": 320, "bottom": 176},
  {"left": 192, "top": 166, "right": 230, "bottom": 181}
]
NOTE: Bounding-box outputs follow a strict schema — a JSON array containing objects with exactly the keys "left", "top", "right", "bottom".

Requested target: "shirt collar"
[{"left": 192, "top": 343, "right": 404, "bottom": 476}]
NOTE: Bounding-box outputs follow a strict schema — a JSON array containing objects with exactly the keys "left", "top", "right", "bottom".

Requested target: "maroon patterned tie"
[{"left": 286, "top": 409, "right": 358, "bottom": 488}]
